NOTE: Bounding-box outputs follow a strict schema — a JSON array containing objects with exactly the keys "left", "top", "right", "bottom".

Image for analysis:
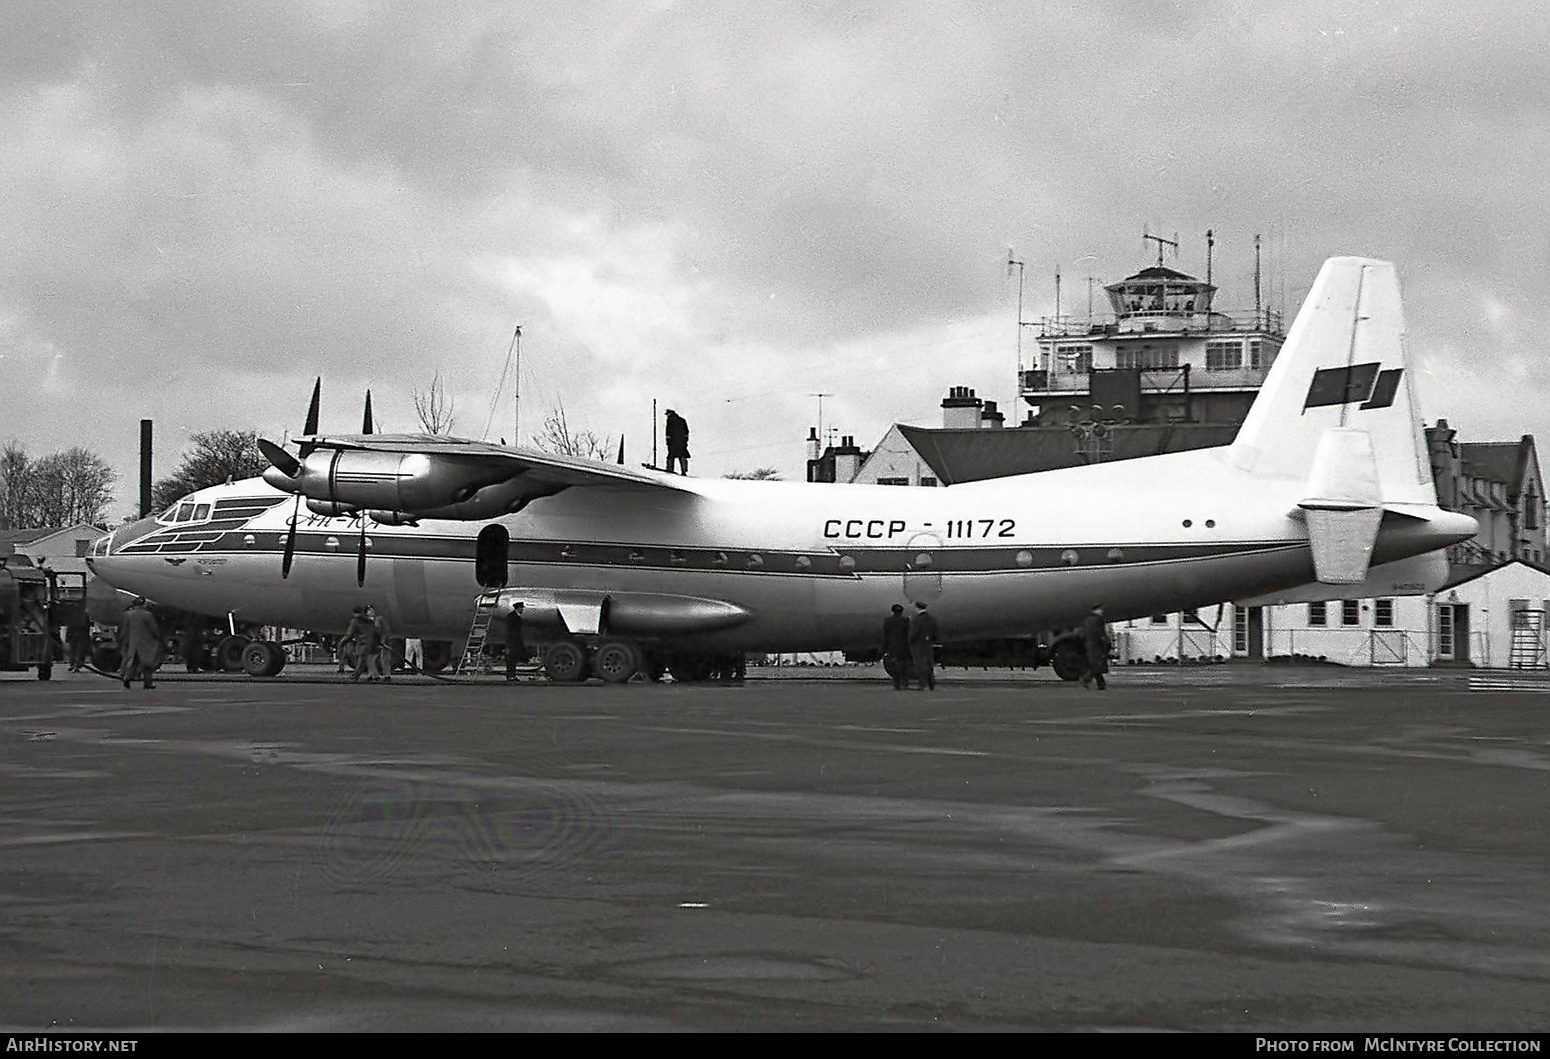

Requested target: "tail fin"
[
  {"left": 1229, "top": 257, "right": 1435, "bottom": 506},
  {"left": 1229, "top": 257, "right": 1439, "bottom": 584}
]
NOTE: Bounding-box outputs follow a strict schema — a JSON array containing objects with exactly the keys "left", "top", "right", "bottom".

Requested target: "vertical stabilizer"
[{"left": 1229, "top": 257, "right": 1435, "bottom": 507}]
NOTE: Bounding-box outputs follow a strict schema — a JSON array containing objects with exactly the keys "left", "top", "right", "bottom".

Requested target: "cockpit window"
[{"left": 158, "top": 498, "right": 214, "bottom": 526}]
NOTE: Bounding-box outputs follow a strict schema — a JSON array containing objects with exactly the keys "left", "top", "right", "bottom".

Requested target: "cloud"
[{"left": 0, "top": 1, "right": 1546, "bottom": 514}]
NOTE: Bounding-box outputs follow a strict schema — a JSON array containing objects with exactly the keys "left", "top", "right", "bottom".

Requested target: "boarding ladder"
[
  {"left": 454, "top": 590, "right": 504, "bottom": 674},
  {"left": 1508, "top": 609, "right": 1547, "bottom": 670}
]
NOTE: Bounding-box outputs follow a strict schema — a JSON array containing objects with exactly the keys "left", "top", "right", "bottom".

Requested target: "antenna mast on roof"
[
  {"left": 1206, "top": 229, "right": 1214, "bottom": 288},
  {"left": 1143, "top": 229, "right": 1179, "bottom": 267}
]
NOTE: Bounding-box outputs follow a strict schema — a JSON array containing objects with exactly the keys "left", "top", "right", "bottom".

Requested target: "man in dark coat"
[
  {"left": 65, "top": 607, "right": 92, "bottom": 672},
  {"left": 881, "top": 603, "right": 912, "bottom": 690},
  {"left": 344, "top": 605, "right": 375, "bottom": 681},
  {"left": 664, "top": 409, "right": 690, "bottom": 475},
  {"left": 907, "top": 601, "right": 938, "bottom": 691},
  {"left": 1080, "top": 605, "right": 1112, "bottom": 691},
  {"left": 503, "top": 602, "right": 526, "bottom": 682},
  {"left": 116, "top": 599, "right": 162, "bottom": 690}
]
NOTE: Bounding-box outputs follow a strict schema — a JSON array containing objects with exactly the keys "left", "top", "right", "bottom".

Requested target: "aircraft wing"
[{"left": 261, "top": 432, "right": 698, "bottom": 520}]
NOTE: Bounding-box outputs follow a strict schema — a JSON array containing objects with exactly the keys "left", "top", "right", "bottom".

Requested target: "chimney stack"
[{"left": 139, "top": 419, "right": 153, "bottom": 518}]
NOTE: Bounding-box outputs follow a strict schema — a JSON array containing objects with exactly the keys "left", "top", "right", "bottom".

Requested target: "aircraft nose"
[{"left": 86, "top": 516, "right": 161, "bottom": 575}]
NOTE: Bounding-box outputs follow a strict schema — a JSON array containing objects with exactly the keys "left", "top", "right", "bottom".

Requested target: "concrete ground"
[{"left": 1, "top": 664, "right": 1547, "bottom": 1031}]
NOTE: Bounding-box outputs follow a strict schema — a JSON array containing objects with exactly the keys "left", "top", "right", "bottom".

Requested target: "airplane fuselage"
[{"left": 89, "top": 446, "right": 1473, "bottom": 653}]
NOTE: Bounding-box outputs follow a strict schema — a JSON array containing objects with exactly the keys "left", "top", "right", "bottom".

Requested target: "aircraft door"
[
  {"left": 475, "top": 524, "right": 510, "bottom": 588},
  {"left": 903, "top": 533, "right": 943, "bottom": 605}
]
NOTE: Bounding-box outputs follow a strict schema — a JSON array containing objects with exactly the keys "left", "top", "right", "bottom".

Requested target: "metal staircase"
[
  {"left": 454, "top": 590, "right": 504, "bottom": 674},
  {"left": 1508, "top": 609, "right": 1546, "bottom": 670}
]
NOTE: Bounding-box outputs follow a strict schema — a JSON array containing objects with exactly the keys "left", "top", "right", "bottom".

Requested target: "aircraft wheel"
[
  {"left": 543, "top": 641, "right": 588, "bottom": 683},
  {"left": 264, "top": 641, "right": 287, "bottom": 677},
  {"left": 594, "top": 641, "right": 640, "bottom": 684},
  {"left": 242, "top": 641, "right": 275, "bottom": 677},
  {"left": 216, "top": 635, "right": 250, "bottom": 673},
  {"left": 421, "top": 640, "right": 453, "bottom": 675},
  {"left": 1049, "top": 640, "right": 1087, "bottom": 682}
]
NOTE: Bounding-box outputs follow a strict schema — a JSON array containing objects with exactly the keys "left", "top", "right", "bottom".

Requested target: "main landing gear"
[{"left": 534, "top": 639, "right": 740, "bottom": 685}]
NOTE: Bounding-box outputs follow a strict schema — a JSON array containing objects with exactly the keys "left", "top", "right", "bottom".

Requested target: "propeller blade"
[
  {"left": 257, "top": 438, "right": 301, "bottom": 479},
  {"left": 361, "top": 390, "right": 374, "bottom": 435},
  {"left": 300, "top": 377, "right": 322, "bottom": 457},
  {"left": 281, "top": 495, "right": 300, "bottom": 578},
  {"left": 303, "top": 377, "right": 322, "bottom": 436},
  {"left": 356, "top": 516, "right": 368, "bottom": 587}
]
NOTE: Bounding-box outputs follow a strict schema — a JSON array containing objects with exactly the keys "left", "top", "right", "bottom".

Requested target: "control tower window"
[{"left": 1206, "top": 340, "right": 1243, "bottom": 371}]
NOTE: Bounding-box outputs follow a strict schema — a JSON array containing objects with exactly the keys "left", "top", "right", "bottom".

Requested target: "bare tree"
[
  {"left": 530, "top": 399, "right": 614, "bottom": 461},
  {"left": 6, "top": 446, "right": 116, "bottom": 528},
  {"left": 723, "top": 467, "right": 785, "bottom": 480},
  {"left": 412, "top": 372, "right": 457, "bottom": 435},
  {"left": 1, "top": 441, "right": 30, "bottom": 529},
  {"left": 151, "top": 430, "right": 270, "bottom": 512}
]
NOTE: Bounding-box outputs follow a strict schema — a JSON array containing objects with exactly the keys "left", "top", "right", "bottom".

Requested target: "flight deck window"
[
  {"left": 194, "top": 504, "right": 211, "bottom": 521},
  {"left": 175, "top": 503, "right": 195, "bottom": 523}
]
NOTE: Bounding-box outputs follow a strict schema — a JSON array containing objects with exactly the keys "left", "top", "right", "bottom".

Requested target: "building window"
[
  {"left": 1248, "top": 339, "right": 1263, "bottom": 369},
  {"left": 1117, "top": 346, "right": 1179, "bottom": 371},
  {"left": 1205, "top": 340, "right": 1243, "bottom": 371},
  {"left": 1526, "top": 488, "right": 1540, "bottom": 530},
  {"left": 1342, "top": 600, "right": 1361, "bottom": 626},
  {"left": 1150, "top": 614, "right": 1169, "bottom": 625},
  {"left": 876, "top": 477, "right": 909, "bottom": 486},
  {"left": 1056, "top": 344, "right": 1092, "bottom": 373},
  {"left": 1308, "top": 602, "right": 1327, "bottom": 626},
  {"left": 1375, "top": 599, "right": 1394, "bottom": 627},
  {"left": 920, "top": 477, "right": 938, "bottom": 487}
]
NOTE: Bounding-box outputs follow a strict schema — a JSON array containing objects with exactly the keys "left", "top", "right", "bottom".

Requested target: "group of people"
[{"left": 880, "top": 600, "right": 940, "bottom": 691}]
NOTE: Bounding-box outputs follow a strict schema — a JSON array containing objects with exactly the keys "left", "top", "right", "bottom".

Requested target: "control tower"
[{"left": 1020, "top": 235, "right": 1285, "bottom": 427}]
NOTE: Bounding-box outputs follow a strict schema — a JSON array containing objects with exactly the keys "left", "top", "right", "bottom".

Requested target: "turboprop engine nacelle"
[{"left": 271, "top": 449, "right": 513, "bottom": 515}]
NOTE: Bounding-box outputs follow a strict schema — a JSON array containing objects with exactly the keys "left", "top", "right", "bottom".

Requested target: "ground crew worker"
[
  {"left": 66, "top": 607, "right": 92, "bottom": 672},
  {"left": 881, "top": 603, "right": 912, "bottom": 690},
  {"left": 116, "top": 598, "right": 162, "bottom": 690},
  {"left": 1080, "top": 605, "right": 1112, "bottom": 691},
  {"left": 907, "top": 600, "right": 938, "bottom": 691},
  {"left": 344, "top": 605, "right": 374, "bottom": 681},
  {"left": 503, "top": 602, "right": 526, "bottom": 682},
  {"left": 664, "top": 409, "right": 690, "bottom": 475}
]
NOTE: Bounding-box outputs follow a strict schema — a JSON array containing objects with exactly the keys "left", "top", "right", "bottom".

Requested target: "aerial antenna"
[
  {"left": 1143, "top": 229, "right": 1179, "bottom": 267},
  {"left": 1205, "top": 229, "right": 1214, "bottom": 288},
  {"left": 810, "top": 393, "right": 834, "bottom": 448},
  {"left": 1054, "top": 264, "right": 1062, "bottom": 326},
  {"left": 481, "top": 325, "right": 522, "bottom": 443},
  {"left": 1007, "top": 248, "right": 1026, "bottom": 377},
  {"left": 1254, "top": 233, "right": 1263, "bottom": 325}
]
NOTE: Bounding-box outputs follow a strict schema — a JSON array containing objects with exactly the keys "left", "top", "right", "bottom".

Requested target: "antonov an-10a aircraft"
[{"left": 89, "top": 257, "right": 1477, "bottom": 682}]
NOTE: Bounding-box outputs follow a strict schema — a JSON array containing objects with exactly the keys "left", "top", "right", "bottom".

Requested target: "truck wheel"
[
  {"left": 594, "top": 641, "right": 640, "bottom": 684},
  {"left": 1050, "top": 640, "right": 1088, "bottom": 682},
  {"left": 543, "top": 641, "right": 588, "bottom": 683},
  {"left": 242, "top": 641, "right": 275, "bottom": 677}
]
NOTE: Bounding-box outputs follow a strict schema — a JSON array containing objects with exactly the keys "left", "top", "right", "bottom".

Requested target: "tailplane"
[{"left": 1229, "top": 257, "right": 1439, "bottom": 583}]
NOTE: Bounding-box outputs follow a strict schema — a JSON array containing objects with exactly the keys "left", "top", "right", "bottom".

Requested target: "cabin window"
[
  {"left": 1308, "top": 602, "right": 1327, "bottom": 626},
  {"left": 1341, "top": 600, "right": 1361, "bottom": 626}
]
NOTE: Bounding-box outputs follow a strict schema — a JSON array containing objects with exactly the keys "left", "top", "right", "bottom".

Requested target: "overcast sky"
[{"left": 2, "top": 0, "right": 1545, "bottom": 519}]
